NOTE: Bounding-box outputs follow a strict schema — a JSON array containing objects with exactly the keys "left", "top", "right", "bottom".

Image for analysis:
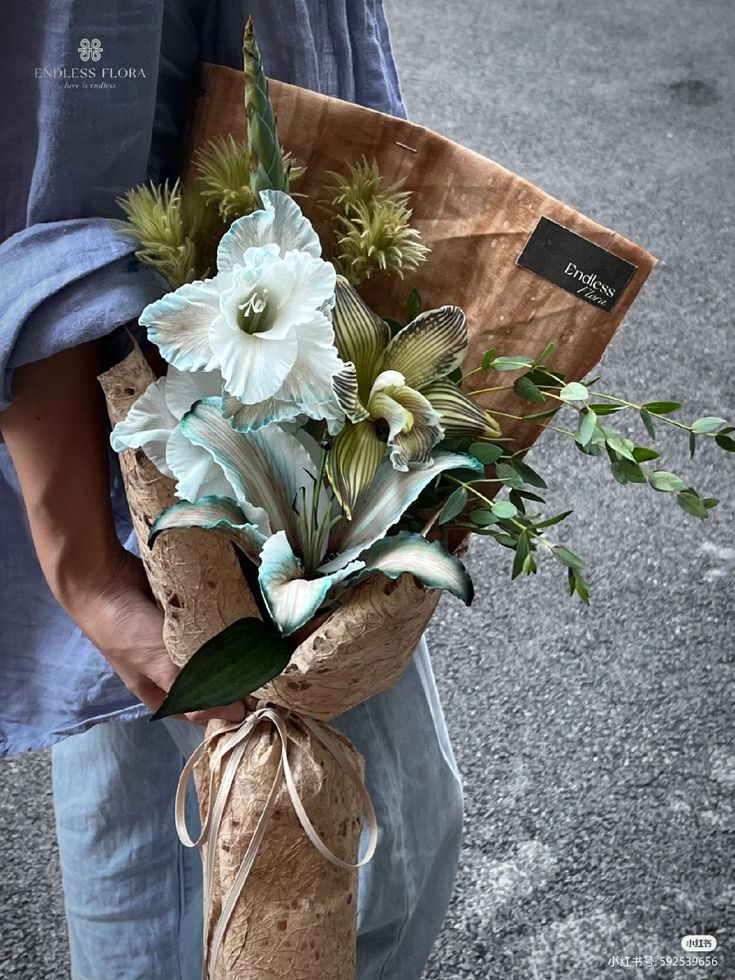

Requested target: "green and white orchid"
[
  {"left": 326, "top": 277, "right": 501, "bottom": 516},
  {"left": 149, "top": 398, "right": 479, "bottom": 636},
  {"left": 139, "top": 190, "right": 345, "bottom": 433}
]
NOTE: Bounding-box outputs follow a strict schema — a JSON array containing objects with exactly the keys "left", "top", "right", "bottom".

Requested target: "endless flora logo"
[
  {"left": 35, "top": 37, "right": 146, "bottom": 89},
  {"left": 516, "top": 216, "right": 637, "bottom": 314},
  {"left": 78, "top": 38, "right": 103, "bottom": 62}
]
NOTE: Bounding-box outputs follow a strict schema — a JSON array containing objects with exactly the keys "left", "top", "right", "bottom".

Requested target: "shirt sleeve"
[{"left": 0, "top": 0, "right": 201, "bottom": 409}]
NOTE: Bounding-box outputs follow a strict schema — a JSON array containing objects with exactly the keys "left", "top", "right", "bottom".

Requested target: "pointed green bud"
[{"left": 243, "top": 16, "right": 288, "bottom": 196}]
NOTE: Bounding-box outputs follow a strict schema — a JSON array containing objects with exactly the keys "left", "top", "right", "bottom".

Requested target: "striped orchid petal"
[
  {"left": 382, "top": 306, "right": 467, "bottom": 389},
  {"left": 345, "top": 530, "right": 473, "bottom": 604},
  {"left": 332, "top": 363, "right": 369, "bottom": 423},
  {"left": 258, "top": 531, "right": 364, "bottom": 635},
  {"left": 381, "top": 383, "right": 444, "bottom": 470},
  {"left": 332, "top": 277, "right": 390, "bottom": 396},
  {"left": 320, "top": 449, "right": 483, "bottom": 573},
  {"left": 326, "top": 420, "right": 386, "bottom": 519},
  {"left": 149, "top": 495, "right": 267, "bottom": 560},
  {"left": 421, "top": 379, "right": 502, "bottom": 438},
  {"left": 180, "top": 399, "right": 322, "bottom": 542}
]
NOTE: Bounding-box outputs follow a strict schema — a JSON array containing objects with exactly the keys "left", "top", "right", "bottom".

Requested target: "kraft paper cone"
[{"left": 194, "top": 716, "right": 363, "bottom": 980}]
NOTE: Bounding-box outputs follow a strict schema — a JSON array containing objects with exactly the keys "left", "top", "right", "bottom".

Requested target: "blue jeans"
[{"left": 52, "top": 637, "right": 463, "bottom": 979}]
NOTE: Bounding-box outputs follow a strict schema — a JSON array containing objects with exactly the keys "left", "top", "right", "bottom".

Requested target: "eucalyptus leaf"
[
  {"left": 509, "top": 459, "right": 547, "bottom": 489},
  {"left": 676, "top": 492, "right": 710, "bottom": 520},
  {"left": 632, "top": 446, "right": 659, "bottom": 463},
  {"left": 534, "top": 341, "right": 557, "bottom": 366},
  {"left": 530, "top": 510, "right": 573, "bottom": 530},
  {"left": 648, "top": 470, "right": 688, "bottom": 493},
  {"left": 715, "top": 433, "right": 735, "bottom": 452},
  {"left": 642, "top": 401, "right": 682, "bottom": 415},
  {"left": 691, "top": 416, "right": 727, "bottom": 434},
  {"left": 577, "top": 409, "right": 597, "bottom": 447},
  {"left": 554, "top": 546, "right": 584, "bottom": 570},
  {"left": 588, "top": 403, "right": 626, "bottom": 416},
  {"left": 468, "top": 442, "right": 504, "bottom": 465},
  {"left": 491, "top": 500, "right": 518, "bottom": 519},
  {"left": 490, "top": 355, "right": 535, "bottom": 372},
  {"left": 639, "top": 408, "right": 656, "bottom": 439},
  {"left": 559, "top": 382, "right": 589, "bottom": 403},
  {"left": 405, "top": 287, "right": 422, "bottom": 324},
  {"left": 511, "top": 532, "right": 530, "bottom": 579},
  {"left": 152, "top": 617, "right": 291, "bottom": 720},
  {"left": 496, "top": 463, "right": 525, "bottom": 489},
  {"left": 481, "top": 347, "right": 497, "bottom": 370},
  {"left": 470, "top": 508, "right": 498, "bottom": 526},
  {"left": 514, "top": 375, "right": 546, "bottom": 404},
  {"left": 438, "top": 486, "right": 468, "bottom": 524}
]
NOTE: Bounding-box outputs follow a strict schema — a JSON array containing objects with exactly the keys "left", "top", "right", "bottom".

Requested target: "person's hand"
[{"left": 65, "top": 549, "right": 248, "bottom": 725}]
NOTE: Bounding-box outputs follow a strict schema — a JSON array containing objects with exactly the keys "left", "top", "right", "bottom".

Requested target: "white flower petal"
[
  {"left": 258, "top": 530, "right": 363, "bottom": 636},
  {"left": 217, "top": 190, "right": 321, "bottom": 272},
  {"left": 140, "top": 279, "right": 221, "bottom": 373},
  {"left": 208, "top": 313, "right": 298, "bottom": 404},
  {"left": 165, "top": 424, "right": 238, "bottom": 503},
  {"left": 275, "top": 251, "right": 336, "bottom": 325},
  {"left": 110, "top": 377, "right": 176, "bottom": 478},
  {"left": 321, "top": 450, "right": 483, "bottom": 572},
  {"left": 164, "top": 365, "right": 224, "bottom": 421}
]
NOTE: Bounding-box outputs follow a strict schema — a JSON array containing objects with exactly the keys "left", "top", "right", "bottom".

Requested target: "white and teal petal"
[
  {"left": 110, "top": 377, "right": 176, "bottom": 478},
  {"left": 275, "top": 250, "right": 336, "bottom": 326},
  {"left": 164, "top": 365, "right": 224, "bottom": 421},
  {"left": 321, "top": 449, "right": 483, "bottom": 572},
  {"left": 180, "top": 399, "right": 319, "bottom": 542},
  {"left": 382, "top": 305, "right": 467, "bottom": 389},
  {"left": 216, "top": 190, "right": 322, "bottom": 271},
  {"left": 148, "top": 495, "right": 266, "bottom": 561},
  {"left": 258, "top": 531, "right": 363, "bottom": 636},
  {"left": 349, "top": 530, "right": 473, "bottom": 604},
  {"left": 165, "top": 423, "right": 238, "bottom": 502},
  {"left": 140, "top": 278, "right": 222, "bottom": 373}
]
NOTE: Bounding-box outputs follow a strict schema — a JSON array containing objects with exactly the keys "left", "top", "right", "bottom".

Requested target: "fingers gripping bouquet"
[{"left": 101, "top": 18, "right": 732, "bottom": 980}]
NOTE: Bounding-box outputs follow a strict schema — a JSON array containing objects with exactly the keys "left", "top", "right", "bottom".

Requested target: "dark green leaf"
[
  {"left": 385, "top": 317, "right": 403, "bottom": 337},
  {"left": 438, "top": 486, "right": 468, "bottom": 524},
  {"left": 446, "top": 366, "right": 463, "bottom": 384},
  {"left": 611, "top": 458, "right": 647, "bottom": 485},
  {"left": 588, "top": 403, "right": 625, "bottom": 416},
  {"left": 703, "top": 498, "right": 719, "bottom": 510},
  {"left": 513, "top": 488, "right": 547, "bottom": 503},
  {"left": 514, "top": 375, "right": 546, "bottom": 404},
  {"left": 496, "top": 463, "right": 525, "bottom": 489},
  {"left": 676, "top": 492, "right": 710, "bottom": 520},
  {"left": 468, "top": 442, "right": 504, "bottom": 465},
  {"left": 511, "top": 532, "right": 530, "bottom": 579},
  {"left": 642, "top": 401, "right": 682, "bottom": 415},
  {"left": 689, "top": 431, "right": 697, "bottom": 458},
  {"left": 510, "top": 459, "right": 548, "bottom": 489},
  {"left": 632, "top": 446, "right": 659, "bottom": 463},
  {"left": 525, "top": 367, "right": 565, "bottom": 388},
  {"left": 481, "top": 347, "right": 497, "bottom": 370},
  {"left": 554, "top": 546, "right": 585, "bottom": 570},
  {"left": 639, "top": 408, "right": 656, "bottom": 439},
  {"left": 470, "top": 508, "right": 497, "bottom": 526},
  {"left": 152, "top": 618, "right": 291, "bottom": 720},
  {"left": 404, "top": 287, "right": 422, "bottom": 324},
  {"left": 604, "top": 431, "right": 637, "bottom": 461},
  {"left": 534, "top": 341, "right": 557, "bottom": 366},
  {"left": 715, "top": 433, "right": 735, "bottom": 452},
  {"left": 530, "top": 510, "right": 573, "bottom": 530}
]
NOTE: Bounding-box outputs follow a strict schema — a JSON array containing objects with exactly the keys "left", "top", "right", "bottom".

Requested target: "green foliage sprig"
[{"left": 400, "top": 313, "right": 733, "bottom": 603}]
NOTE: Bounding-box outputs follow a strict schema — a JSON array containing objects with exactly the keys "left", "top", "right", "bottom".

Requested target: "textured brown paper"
[
  {"left": 194, "top": 717, "right": 364, "bottom": 980},
  {"left": 98, "top": 343, "right": 259, "bottom": 666}
]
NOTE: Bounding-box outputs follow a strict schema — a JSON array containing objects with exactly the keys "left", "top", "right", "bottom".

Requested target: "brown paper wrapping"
[
  {"left": 98, "top": 343, "right": 260, "bottom": 666},
  {"left": 99, "top": 67, "right": 657, "bottom": 979},
  {"left": 194, "top": 717, "right": 363, "bottom": 980}
]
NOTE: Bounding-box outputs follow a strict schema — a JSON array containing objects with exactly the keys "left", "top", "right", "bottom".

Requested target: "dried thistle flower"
[
  {"left": 333, "top": 198, "right": 430, "bottom": 286},
  {"left": 116, "top": 180, "right": 221, "bottom": 288},
  {"left": 322, "top": 157, "right": 429, "bottom": 285}
]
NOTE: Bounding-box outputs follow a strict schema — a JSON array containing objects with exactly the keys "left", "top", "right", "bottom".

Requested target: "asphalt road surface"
[{"left": 1, "top": 1, "right": 733, "bottom": 978}]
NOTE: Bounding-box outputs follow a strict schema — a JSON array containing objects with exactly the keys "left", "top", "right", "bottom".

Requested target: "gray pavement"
[{"left": 1, "top": 1, "right": 733, "bottom": 978}]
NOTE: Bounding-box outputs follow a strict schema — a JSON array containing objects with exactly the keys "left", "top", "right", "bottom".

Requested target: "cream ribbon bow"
[{"left": 175, "top": 702, "right": 378, "bottom": 980}]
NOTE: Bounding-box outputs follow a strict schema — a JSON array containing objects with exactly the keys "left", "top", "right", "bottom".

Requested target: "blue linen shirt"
[{"left": 0, "top": 0, "right": 406, "bottom": 755}]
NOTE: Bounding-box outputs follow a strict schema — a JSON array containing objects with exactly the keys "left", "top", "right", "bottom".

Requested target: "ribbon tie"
[{"left": 175, "top": 702, "right": 378, "bottom": 980}]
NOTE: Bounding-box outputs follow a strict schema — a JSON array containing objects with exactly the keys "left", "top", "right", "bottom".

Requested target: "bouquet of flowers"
[{"left": 100, "top": 19, "right": 732, "bottom": 980}]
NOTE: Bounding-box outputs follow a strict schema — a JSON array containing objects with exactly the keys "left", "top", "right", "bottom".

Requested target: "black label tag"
[{"left": 516, "top": 216, "right": 637, "bottom": 314}]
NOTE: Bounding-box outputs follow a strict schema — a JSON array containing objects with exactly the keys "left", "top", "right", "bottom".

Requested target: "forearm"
[{"left": 0, "top": 341, "right": 125, "bottom": 613}]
